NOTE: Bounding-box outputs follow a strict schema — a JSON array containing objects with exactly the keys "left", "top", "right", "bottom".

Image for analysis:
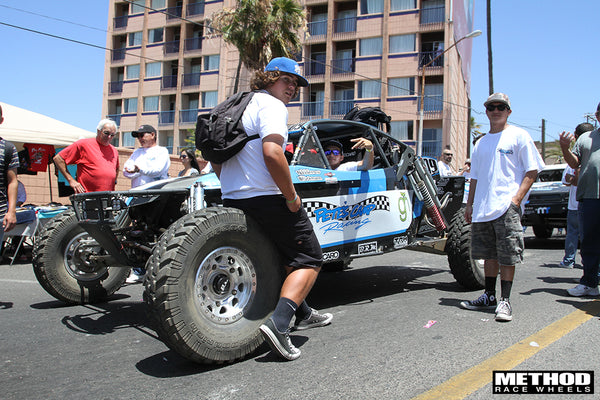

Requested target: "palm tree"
[
  {"left": 486, "top": 0, "right": 494, "bottom": 94},
  {"left": 211, "top": 0, "right": 306, "bottom": 93}
]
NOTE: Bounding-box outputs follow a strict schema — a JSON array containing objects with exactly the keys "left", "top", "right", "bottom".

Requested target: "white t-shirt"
[
  {"left": 336, "top": 161, "right": 359, "bottom": 172},
  {"left": 123, "top": 145, "right": 171, "bottom": 188},
  {"left": 437, "top": 160, "right": 454, "bottom": 177},
  {"left": 562, "top": 166, "right": 578, "bottom": 211},
  {"left": 220, "top": 92, "right": 288, "bottom": 199},
  {"left": 470, "top": 125, "right": 545, "bottom": 222}
]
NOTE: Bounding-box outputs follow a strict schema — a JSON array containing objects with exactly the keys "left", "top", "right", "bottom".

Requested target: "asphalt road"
[{"left": 1, "top": 231, "right": 598, "bottom": 400}]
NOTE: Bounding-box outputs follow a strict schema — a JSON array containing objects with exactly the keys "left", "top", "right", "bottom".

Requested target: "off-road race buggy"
[{"left": 32, "top": 119, "right": 482, "bottom": 364}]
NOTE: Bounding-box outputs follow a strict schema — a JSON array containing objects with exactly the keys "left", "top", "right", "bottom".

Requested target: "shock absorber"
[
  {"left": 407, "top": 159, "right": 447, "bottom": 232},
  {"left": 416, "top": 179, "right": 446, "bottom": 231}
]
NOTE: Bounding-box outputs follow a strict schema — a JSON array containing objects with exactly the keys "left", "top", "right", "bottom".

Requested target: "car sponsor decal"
[{"left": 305, "top": 190, "right": 412, "bottom": 247}]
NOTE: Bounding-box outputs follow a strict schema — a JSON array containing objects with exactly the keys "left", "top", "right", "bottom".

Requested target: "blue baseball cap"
[{"left": 264, "top": 57, "right": 308, "bottom": 87}]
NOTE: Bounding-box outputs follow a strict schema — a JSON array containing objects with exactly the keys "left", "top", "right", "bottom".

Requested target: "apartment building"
[{"left": 103, "top": 0, "right": 476, "bottom": 168}]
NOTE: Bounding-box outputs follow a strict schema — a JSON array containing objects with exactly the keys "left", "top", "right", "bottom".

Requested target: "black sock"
[
  {"left": 500, "top": 280, "right": 513, "bottom": 300},
  {"left": 271, "top": 297, "right": 297, "bottom": 333},
  {"left": 295, "top": 300, "right": 312, "bottom": 321},
  {"left": 485, "top": 276, "right": 497, "bottom": 296}
]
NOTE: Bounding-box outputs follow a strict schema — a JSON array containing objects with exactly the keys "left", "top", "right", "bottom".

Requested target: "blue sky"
[{"left": 1, "top": 0, "right": 599, "bottom": 146}]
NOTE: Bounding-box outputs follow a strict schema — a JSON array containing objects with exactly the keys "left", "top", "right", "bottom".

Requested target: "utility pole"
[{"left": 541, "top": 118, "right": 546, "bottom": 161}]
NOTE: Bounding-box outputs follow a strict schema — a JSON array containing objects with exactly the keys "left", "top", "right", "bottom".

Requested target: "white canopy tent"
[{"left": 0, "top": 101, "right": 96, "bottom": 149}]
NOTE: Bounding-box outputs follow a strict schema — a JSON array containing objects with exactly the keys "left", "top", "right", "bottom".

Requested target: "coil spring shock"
[{"left": 416, "top": 180, "right": 447, "bottom": 231}]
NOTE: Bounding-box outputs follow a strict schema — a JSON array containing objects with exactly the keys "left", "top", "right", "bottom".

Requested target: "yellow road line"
[{"left": 412, "top": 300, "right": 600, "bottom": 400}]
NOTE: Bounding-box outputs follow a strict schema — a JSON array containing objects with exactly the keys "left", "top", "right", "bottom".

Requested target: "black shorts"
[{"left": 223, "top": 195, "right": 323, "bottom": 269}]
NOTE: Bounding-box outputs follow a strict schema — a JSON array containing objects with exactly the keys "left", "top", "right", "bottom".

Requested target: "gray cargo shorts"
[{"left": 471, "top": 203, "right": 524, "bottom": 266}]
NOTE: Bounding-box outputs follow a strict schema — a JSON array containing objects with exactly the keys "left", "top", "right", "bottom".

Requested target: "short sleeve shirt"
[
  {"left": 572, "top": 129, "right": 600, "bottom": 200},
  {"left": 58, "top": 138, "right": 119, "bottom": 192},
  {"left": 470, "top": 125, "right": 545, "bottom": 222}
]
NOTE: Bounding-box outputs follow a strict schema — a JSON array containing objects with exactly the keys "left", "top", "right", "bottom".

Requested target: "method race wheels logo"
[{"left": 493, "top": 371, "right": 593, "bottom": 394}]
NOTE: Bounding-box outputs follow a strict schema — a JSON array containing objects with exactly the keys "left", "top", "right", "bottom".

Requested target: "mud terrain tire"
[
  {"left": 145, "top": 207, "right": 284, "bottom": 364},
  {"left": 32, "top": 210, "right": 130, "bottom": 304},
  {"left": 445, "top": 206, "right": 484, "bottom": 290}
]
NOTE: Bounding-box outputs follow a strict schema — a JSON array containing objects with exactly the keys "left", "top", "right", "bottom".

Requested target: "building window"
[
  {"left": 203, "top": 54, "right": 220, "bottom": 71},
  {"left": 151, "top": 0, "right": 165, "bottom": 9},
  {"left": 388, "top": 77, "right": 414, "bottom": 96},
  {"left": 124, "top": 98, "right": 138, "bottom": 113},
  {"left": 359, "top": 37, "right": 383, "bottom": 56},
  {"left": 309, "top": 13, "right": 327, "bottom": 36},
  {"left": 149, "top": 28, "right": 163, "bottom": 43},
  {"left": 130, "top": 0, "right": 145, "bottom": 14},
  {"left": 357, "top": 80, "right": 381, "bottom": 98},
  {"left": 128, "top": 31, "right": 142, "bottom": 47},
  {"left": 390, "top": 121, "right": 413, "bottom": 141},
  {"left": 145, "top": 62, "right": 161, "bottom": 78},
  {"left": 360, "top": 0, "right": 384, "bottom": 14},
  {"left": 122, "top": 132, "right": 135, "bottom": 147},
  {"left": 126, "top": 64, "right": 140, "bottom": 80},
  {"left": 391, "top": 0, "right": 416, "bottom": 11},
  {"left": 423, "top": 128, "right": 442, "bottom": 158},
  {"left": 202, "top": 91, "right": 218, "bottom": 108},
  {"left": 144, "top": 96, "right": 159, "bottom": 112},
  {"left": 389, "top": 34, "right": 416, "bottom": 53}
]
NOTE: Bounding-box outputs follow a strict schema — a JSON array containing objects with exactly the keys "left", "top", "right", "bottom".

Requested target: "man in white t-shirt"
[
  {"left": 123, "top": 125, "right": 170, "bottom": 188},
  {"left": 437, "top": 148, "right": 455, "bottom": 176},
  {"left": 123, "top": 124, "right": 170, "bottom": 283},
  {"left": 460, "top": 93, "right": 545, "bottom": 322},
  {"left": 215, "top": 57, "right": 331, "bottom": 361},
  {"left": 324, "top": 138, "right": 374, "bottom": 171}
]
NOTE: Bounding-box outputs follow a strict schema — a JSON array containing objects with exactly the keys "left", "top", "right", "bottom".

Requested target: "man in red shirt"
[{"left": 53, "top": 119, "right": 120, "bottom": 193}]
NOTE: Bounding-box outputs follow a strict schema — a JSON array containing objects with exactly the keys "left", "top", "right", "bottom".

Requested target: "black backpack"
[
  {"left": 195, "top": 91, "right": 257, "bottom": 164},
  {"left": 343, "top": 106, "right": 392, "bottom": 133}
]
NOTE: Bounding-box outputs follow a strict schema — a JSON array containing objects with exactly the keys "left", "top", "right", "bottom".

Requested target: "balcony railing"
[
  {"left": 159, "top": 111, "right": 175, "bottom": 125},
  {"left": 420, "top": 96, "right": 443, "bottom": 113},
  {"left": 164, "top": 40, "right": 180, "bottom": 55},
  {"left": 333, "top": 16, "right": 357, "bottom": 33},
  {"left": 161, "top": 75, "right": 177, "bottom": 89},
  {"left": 331, "top": 58, "right": 355, "bottom": 74},
  {"left": 112, "top": 48, "right": 126, "bottom": 62},
  {"left": 419, "top": 51, "right": 444, "bottom": 68},
  {"left": 114, "top": 15, "right": 128, "bottom": 29},
  {"left": 329, "top": 100, "right": 355, "bottom": 116},
  {"left": 305, "top": 60, "right": 326, "bottom": 76},
  {"left": 184, "top": 37, "right": 202, "bottom": 52},
  {"left": 420, "top": 6, "right": 444, "bottom": 25},
  {"left": 307, "top": 20, "right": 327, "bottom": 37},
  {"left": 180, "top": 109, "right": 199, "bottom": 124},
  {"left": 108, "top": 81, "right": 123, "bottom": 94},
  {"left": 186, "top": 2, "right": 205, "bottom": 17},
  {"left": 166, "top": 6, "right": 182, "bottom": 20},
  {"left": 302, "top": 102, "right": 324, "bottom": 119},
  {"left": 183, "top": 72, "right": 201, "bottom": 87}
]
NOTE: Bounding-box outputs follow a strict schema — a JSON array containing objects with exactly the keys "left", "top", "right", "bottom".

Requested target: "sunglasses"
[
  {"left": 325, "top": 149, "right": 342, "bottom": 156},
  {"left": 486, "top": 104, "right": 510, "bottom": 112},
  {"left": 180, "top": 155, "right": 188, "bottom": 159},
  {"left": 102, "top": 130, "right": 117, "bottom": 137}
]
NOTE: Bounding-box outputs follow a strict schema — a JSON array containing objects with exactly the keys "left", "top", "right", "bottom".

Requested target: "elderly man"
[{"left": 54, "top": 119, "right": 120, "bottom": 193}]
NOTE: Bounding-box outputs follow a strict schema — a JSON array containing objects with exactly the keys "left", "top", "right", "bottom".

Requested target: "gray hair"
[{"left": 97, "top": 118, "right": 118, "bottom": 131}]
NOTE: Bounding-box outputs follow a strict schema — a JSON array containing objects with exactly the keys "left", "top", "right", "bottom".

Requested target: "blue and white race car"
[{"left": 33, "top": 119, "right": 479, "bottom": 364}]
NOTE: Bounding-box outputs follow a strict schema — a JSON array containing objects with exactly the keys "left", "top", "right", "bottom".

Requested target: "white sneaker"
[
  {"left": 567, "top": 284, "right": 600, "bottom": 297},
  {"left": 126, "top": 270, "right": 144, "bottom": 284}
]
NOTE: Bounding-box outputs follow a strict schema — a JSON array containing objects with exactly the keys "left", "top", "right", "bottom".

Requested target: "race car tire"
[
  {"left": 32, "top": 209, "right": 130, "bottom": 304},
  {"left": 145, "top": 207, "right": 284, "bottom": 364},
  {"left": 445, "top": 206, "right": 485, "bottom": 290},
  {"left": 533, "top": 224, "right": 553, "bottom": 239}
]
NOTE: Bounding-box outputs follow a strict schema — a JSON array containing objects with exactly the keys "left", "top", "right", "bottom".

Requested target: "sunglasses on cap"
[
  {"left": 325, "top": 149, "right": 342, "bottom": 156},
  {"left": 486, "top": 104, "right": 510, "bottom": 112}
]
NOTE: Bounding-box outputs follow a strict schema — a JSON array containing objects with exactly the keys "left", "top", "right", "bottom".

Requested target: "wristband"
[
  {"left": 365, "top": 148, "right": 373, "bottom": 152},
  {"left": 286, "top": 194, "right": 298, "bottom": 203}
]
